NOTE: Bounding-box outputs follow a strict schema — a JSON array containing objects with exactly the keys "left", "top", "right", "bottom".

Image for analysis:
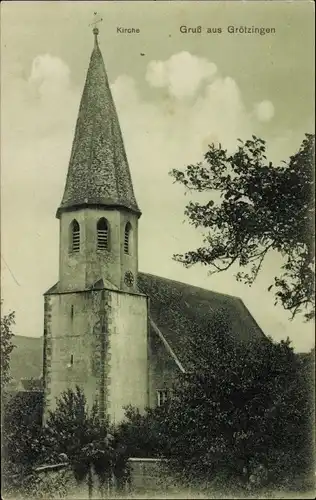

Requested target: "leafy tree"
[
  {"left": 1, "top": 302, "right": 16, "bottom": 390},
  {"left": 122, "top": 315, "right": 314, "bottom": 495},
  {"left": 171, "top": 324, "right": 313, "bottom": 493},
  {"left": 2, "top": 386, "right": 131, "bottom": 499},
  {"left": 170, "top": 133, "right": 315, "bottom": 321},
  {"left": 42, "top": 386, "right": 127, "bottom": 499},
  {"left": 1, "top": 303, "right": 18, "bottom": 495},
  {"left": 2, "top": 391, "right": 44, "bottom": 497},
  {"left": 115, "top": 404, "right": 169, "bottom": 459}
]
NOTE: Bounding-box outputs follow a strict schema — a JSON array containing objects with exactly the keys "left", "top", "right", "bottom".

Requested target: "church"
[{"left": 42, "top": 27, "right": 266, "bottom": 424}]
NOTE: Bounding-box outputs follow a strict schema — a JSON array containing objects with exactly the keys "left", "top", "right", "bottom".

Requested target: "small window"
[
  {"left": 71, "top": 305, "right": 74, "bottom": 319},
  {"left": 67, "top": 354, "right": 74, "bottom": 369},
  {"left": 157, "top": 389, "right": 169, "bottom": 407},
  {"left": 124, "top": 222, "right": 132, "bottom": 254},
  {"left": 70, "top": 220, "right": 80, "bottom": 253},
  {"left": 97, "top": 218, "right": 109, "bottom": 250}
]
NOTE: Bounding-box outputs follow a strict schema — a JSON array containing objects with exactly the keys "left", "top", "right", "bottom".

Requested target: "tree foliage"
[
  {"left": 115, "top": 404, "right": 169, "bottom": 459},
  {"left": 41, "top": 387, "right": 130, "bottom": 498},
  {"left": 41, "top": 387, "right": 114, "bottom": 498},
  {"left": 170, "top": 133, "right": 315, "bottom": 321},
  {"left": 166, "top": 339, "right": 313, "bottom": 492},
  {"left": 2, "top": 386, "right": 132, "bottom": 498},
  {"left": 2, "top": 390, "right": 44, "bottom": 496},
  {"left": 1, "top": 303, "right": 16, "bottom": 390},
  {"left": 121, "top": 316, "right": 314, "bottom": 494}
]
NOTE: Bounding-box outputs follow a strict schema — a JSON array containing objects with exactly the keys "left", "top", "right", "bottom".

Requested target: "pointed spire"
[{"left": 57, "top": 27, "right": 141, "bottom": 219}]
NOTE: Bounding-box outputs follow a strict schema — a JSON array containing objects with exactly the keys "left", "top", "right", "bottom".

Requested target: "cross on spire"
[{"left": 89, "top": 11, "right": 103, "bottom": 40}]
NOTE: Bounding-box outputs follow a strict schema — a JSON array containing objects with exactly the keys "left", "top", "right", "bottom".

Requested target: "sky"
[{"left": 1, "top": 1, "right": 315, "bottom": 352}]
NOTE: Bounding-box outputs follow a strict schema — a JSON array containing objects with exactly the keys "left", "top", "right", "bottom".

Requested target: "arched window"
[
  {"left": 124, "top": 222, "right": 132, "bottom": 255},
  {"left": 70, "top": 220, "right": 80, "bottom": 253},
  {"left": 97, "top": 218, "right": 109, "bottom": 250}
]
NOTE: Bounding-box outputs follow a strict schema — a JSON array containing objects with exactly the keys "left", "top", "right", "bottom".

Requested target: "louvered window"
[
  {"left": 70, "top": 220, "right": 80, "bottom": 253},
  {"left": 97, "top": 218, "right": 109, "bottom": 250},
  {"left": 124, "top": 222, "right": 132, "bottom": 254}
]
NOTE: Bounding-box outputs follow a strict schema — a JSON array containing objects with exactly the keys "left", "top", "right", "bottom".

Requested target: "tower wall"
[
  {"left": 107, "top": 291, "right": 148, "bottom": 422},
  {"left": 43, "top": 288, "right": 148, "bottom": 423},
  {"left": 43, "top": 291, "right": 101, "bottom": 417},
  {"left": 119, "top": 210, "right": 139, "bottom": 292},
  {"left": 59, "top": 208, "right": 139, "bottom": 292}
]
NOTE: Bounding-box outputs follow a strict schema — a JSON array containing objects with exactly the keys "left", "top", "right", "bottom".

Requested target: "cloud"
[
  {"left": 114, "top": 56, "right": 250, "bottom": 174},
  {"left": 28, "top": 54, "right": 71, "bottom": 96},
  {"left": 3, "top": 54, "right": 80, "bottom": 144},
  {"left": 111, "top": 75, "right": 139, "bottom": 109},
  {"left": 254, "top": 100, "right": 275, "bottom": 122},
  {"left": 146, "top": 51, "right": 217, "bottom": 99}
]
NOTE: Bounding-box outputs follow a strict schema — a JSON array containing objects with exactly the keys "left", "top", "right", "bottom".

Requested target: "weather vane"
[{"left": 89, "top": 11, "right": 103, "bottom": 35}]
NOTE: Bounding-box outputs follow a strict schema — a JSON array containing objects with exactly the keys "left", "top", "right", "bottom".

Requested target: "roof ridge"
[
  {"left": 234, "top": 297, "right": 267, "bottom": 339},
  {"left": 149, "top": 317, "right": 186, "bottom": 373},
  {"left": 138, "top": 271, "right": 241, "bottom": 301}
]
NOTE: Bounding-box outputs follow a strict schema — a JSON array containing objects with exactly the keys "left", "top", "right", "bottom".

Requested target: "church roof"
[
  {"left": 137, "top": 272, "right": 267, "bottom": 371},
  {"left": 56, "top": 29, "right": 140, "bottom": 219}
]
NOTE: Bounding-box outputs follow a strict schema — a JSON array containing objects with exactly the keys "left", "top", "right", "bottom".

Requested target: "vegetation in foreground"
[{"left": 116, "top": 314, "right": 315, "bottom": 497}]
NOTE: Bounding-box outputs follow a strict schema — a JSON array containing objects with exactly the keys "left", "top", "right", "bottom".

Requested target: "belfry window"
[
  {"left": 124, "top": 222, "right": 132, "bottom": 254},
  {"left": 70, "top": 220, "right": 80, "bottom": 253},
  {"left": 97, "top": 218, "right": 109, "bottom": 250}
]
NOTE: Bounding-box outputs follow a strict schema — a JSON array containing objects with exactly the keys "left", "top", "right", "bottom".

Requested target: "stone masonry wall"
[
  {"left": 106, "top": 291, "right": 148, "bottom": 422},
  {"left": 59, "top": 208, "right": 139, "bottom": 293},
  {"left": 43, "top": 287, "right": 148, "bottom": 423}
]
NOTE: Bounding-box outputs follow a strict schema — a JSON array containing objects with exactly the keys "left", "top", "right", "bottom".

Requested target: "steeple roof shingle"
[{"left": 57, "top": 29, "right": 141, "bottom": 218}]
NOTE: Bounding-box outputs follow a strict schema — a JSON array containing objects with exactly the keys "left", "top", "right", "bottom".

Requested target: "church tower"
[{"left": 43, "top": 27, "right": 148, "bottom": 423}]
